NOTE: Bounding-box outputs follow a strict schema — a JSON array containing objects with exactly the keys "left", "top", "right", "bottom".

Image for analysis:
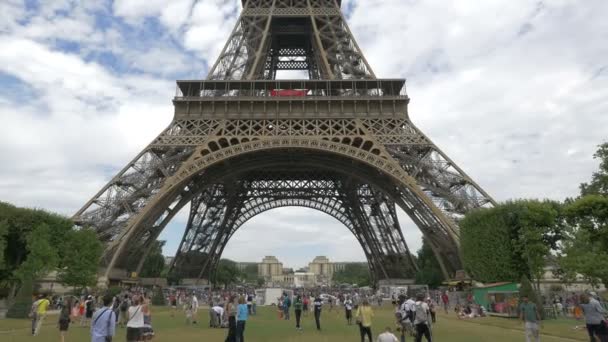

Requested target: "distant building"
[
  {"left": 258, "top": 256, "right": 283, "bottom": 281},
  {"left": 294, "top": 272, "right": 316, "bottom": 288},
  {"left": 308, "top": 256, "right": 367, "bottom": 286}
]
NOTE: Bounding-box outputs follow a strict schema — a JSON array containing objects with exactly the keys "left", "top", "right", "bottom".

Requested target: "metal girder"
[
  {"left": 169, "top": 169, "right": 419, "bottom": 282},
  {"left": 73, "top": 0, "right": 496, "bottom": 286},
  {"left": 208, "top": 0, "right": 373, "bottom": 80}
]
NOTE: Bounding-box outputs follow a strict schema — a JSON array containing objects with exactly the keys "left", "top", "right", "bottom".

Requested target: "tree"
[
  {"left": 414, "top": 240, "right": 444, "bottom": 288},
  {"left": 519, "top": 275, "right": 544, "bottom": 317},
  {"left": 558, "top": 195, "right": 608, "bottom": 287},
  {"left": 57, "top": 228, "right": 103, "bottom": 289},
  {"left": 332, "top": 263, "right": 371, "bottom": 287},
  {"left": 460, "top": 200, "right": 559, "bottom": 284},
  {"left": 140, "top": 241, "right": 167, "bottom": 278},
  {"left": 212, "top": 259, "right": 242, "bottom": 287},
  {"left": 13, "top": 223, "right": 59, "bottom": 282},
  {"left": 580, "top": 142, "right": 608, "bottom": 196},
  {"left": 558, "top": 143, "right": 608, "bottom": 287},
  {"left": 0, "top": 202, "right": 73, "bottom": 297},
  {"left": 241, "top": 264, "right": 259, "bottom": 283}
]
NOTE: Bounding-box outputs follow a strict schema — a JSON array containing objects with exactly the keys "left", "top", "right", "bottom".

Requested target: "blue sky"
[{"left": 1, "top": 0, "right": 607, "bottom": 269}]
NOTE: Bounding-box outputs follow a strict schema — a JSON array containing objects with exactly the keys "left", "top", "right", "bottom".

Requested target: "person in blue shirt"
[
  {"left": 90, "top": 295, "right": 116, "bottom": 342},
  {"left": 283, "top": 293, "right": 291, "bottom": 320},
  {"left": 236, "top": 296, "right": 249, "bottom": 342}
]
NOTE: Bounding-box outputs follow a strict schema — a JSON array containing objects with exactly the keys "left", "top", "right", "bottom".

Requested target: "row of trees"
[
  {"left": 460, "top": 142, "right": 608, "bottom": 289},
  {"left": 0, "top": 202, "right": 103, "bottom": 300}
]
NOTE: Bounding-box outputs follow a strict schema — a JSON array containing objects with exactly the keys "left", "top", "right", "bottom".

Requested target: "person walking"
[
  {"left": 519, "top": 294, "right": 541, "bottom": 342},
  {"left": 32, "top": 293, "right": 50, "bottom": 336},
  {"left": 345, "top": 296, "right": 354, "bottom": 325},
  {"left": 356, "top": 299, "right": 374, "bottom": 342},
  {"left": 580, "top": 293, "right": 608, "bottom": 342},
  {"left": 236, "top": 296, "right": 249, "bottom": 342},
  {"left": 294, "top": 295, "right": 303, "bottom": 330},
  {"left": 58, "top": 298, "right": 71, "bottom": 342},
  {"left": 414, "top": 293, "right": 432, "bottom": 342},
  {"left": 314, "top": 295, "right": 323, "bottom": 331},
  {"left": 126, "top": 296, "right": 144, "bottom": 342},
  {"left": 90, "top": 295, "right": 116, "bottom": 342},
  {"left": 283, "top": 293, "right": 291, "bottom": 320},
  {"left": 377, "top": 327, "right": 399, "bottom": 342}
]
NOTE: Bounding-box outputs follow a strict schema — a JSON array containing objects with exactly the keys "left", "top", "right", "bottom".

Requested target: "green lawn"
[{"left": 0, "top": 305, "right": 591, "bottom": 341}]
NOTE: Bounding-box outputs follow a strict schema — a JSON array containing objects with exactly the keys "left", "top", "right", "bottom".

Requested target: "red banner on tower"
[{"left": 270, "top": 89, "right": 308, "bottom": 97}]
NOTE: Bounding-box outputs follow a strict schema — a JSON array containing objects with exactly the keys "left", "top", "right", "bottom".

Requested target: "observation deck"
[{"left": 174, "top": 79, "right": 410, "bottom": 120}]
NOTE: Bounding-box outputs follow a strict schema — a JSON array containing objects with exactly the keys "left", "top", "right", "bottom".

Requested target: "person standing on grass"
[
  {"left": 169, "top": 293, "right": 177, "bottom": 318},
  {"left": 126, "top": 296, "right": 144, "bottom": 342},
  {"left": 356, "top": 299, "right": 374, "bottom": 342},
  {"left": 344, "top": 296, "right": 354, "bottom": 325},
  {"left": 236, "top": 296, "right": 249, "bottom": 342},
  {"left": 579, "top": 293, "right": 608, "bottom": 342},
  {"left": 58, "top": 297, "right": 72, "bottom": 342},
  {"left": 427, "top": 298, "right": 436, "bottom": 324},
  {"left": 225, "top": 295, "right": 238, "bottom": 342},
  {"left": 519, "top": 294, "right": 541, "bottom": 342},
  {"left": 441, "top": 292, "right": 449, "bottom": 315},
  {"left": 119, "top": 295, "right": 130, "bottom": 327},
  {"left": 303, "top": 295, "right": 310, "bottom": 317},
  {"left": 294, "top": 294, "right": 304, "bottom": 330},
  {"left": 414, "top": 293, "right": 432, "bottom": 342},
  {"left": 90, "top": 295, "right": 116, "bottom": 342},
  {"left": 191, "top": 293, "right": 199, "bottom": 324},
  {"left": 314, "top": 295, "right": 323, "bottom": 330},
  {"left": 82, "top": 295, "right": 94, "bottom": 327},
  {"left": 377, "top": 327, "right": 399, "bottom": 342}
]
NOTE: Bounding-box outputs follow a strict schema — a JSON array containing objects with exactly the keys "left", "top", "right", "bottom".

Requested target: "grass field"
[{"left": 0, "top": 305, "right": 592, "bottom": 341}]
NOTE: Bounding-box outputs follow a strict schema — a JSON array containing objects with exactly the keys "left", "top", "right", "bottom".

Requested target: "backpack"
[
  {"left": 414, "top": 302, "right": 428, "bottom": 323},
  {"left": 120, "top": 300, "right": 129, "bottom": 311}
]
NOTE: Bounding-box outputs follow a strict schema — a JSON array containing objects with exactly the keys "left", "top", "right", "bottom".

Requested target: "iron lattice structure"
[{"left": 73, "top": 0, "right": 495, "bottom": 284}]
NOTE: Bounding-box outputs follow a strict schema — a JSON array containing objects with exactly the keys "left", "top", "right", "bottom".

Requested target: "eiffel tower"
[{"left": 73, "top": 0, "right": 495, "bottom": 285}]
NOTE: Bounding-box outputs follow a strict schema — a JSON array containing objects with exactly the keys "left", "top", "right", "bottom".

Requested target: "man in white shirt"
[
  {"left": 414, "top": 293, "right": 432, "bottom": 341},
  {"left": 377, "top": 326, "right": 399, "bottom": 342}
]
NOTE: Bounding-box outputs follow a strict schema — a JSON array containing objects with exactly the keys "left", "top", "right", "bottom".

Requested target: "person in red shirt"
[{"left": 441, "top": 292, "right": 450, "bottom": 314}]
